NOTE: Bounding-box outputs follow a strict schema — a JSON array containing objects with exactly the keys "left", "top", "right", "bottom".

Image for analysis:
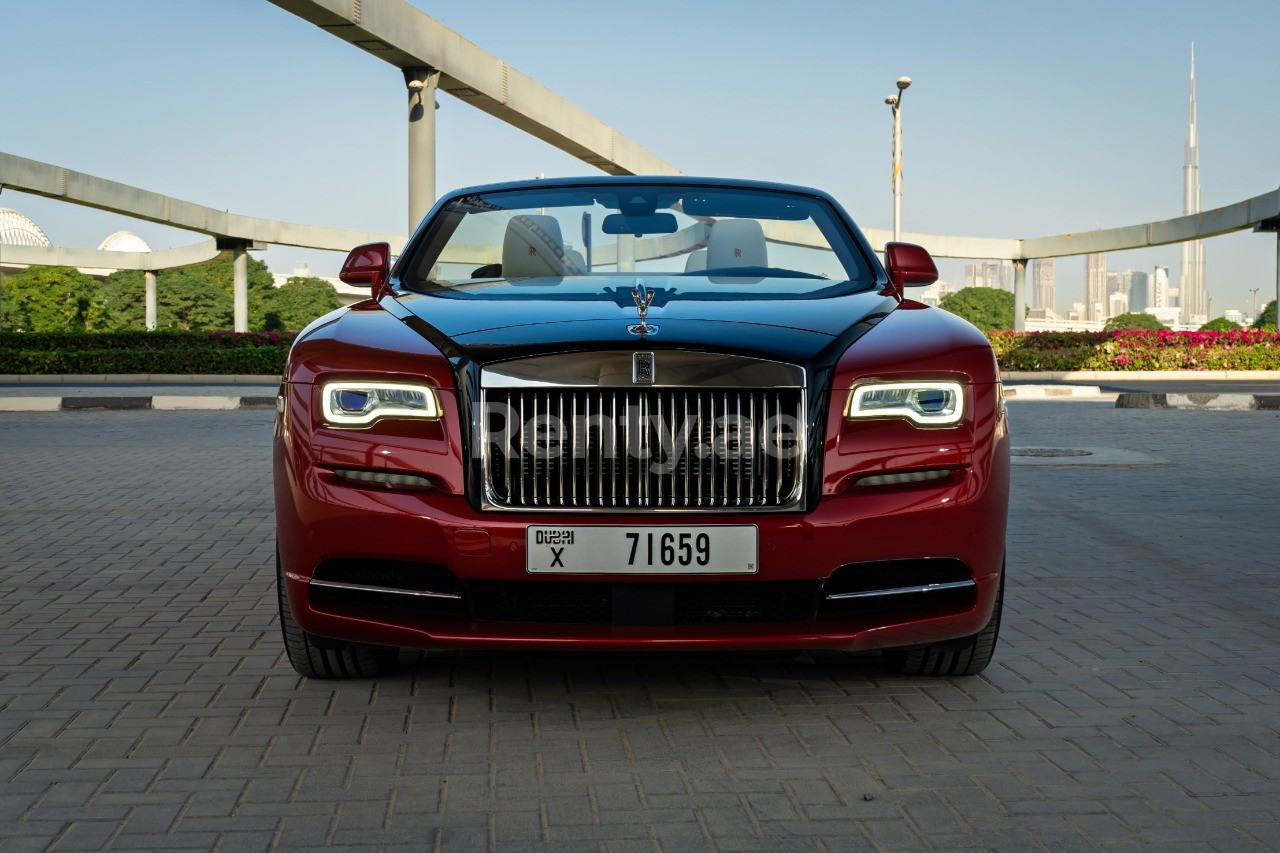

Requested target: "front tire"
[
  {"left": 882, "top": 565, "right": 1004, "bottom": 677},
  {"left": 277, "top": 551, "right": 399, "bottom": 679}
]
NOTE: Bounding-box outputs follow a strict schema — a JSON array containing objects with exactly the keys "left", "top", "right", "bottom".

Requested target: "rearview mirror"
[
  {"left": 601, "top": 212, "right": 678, "bottom": 237},
  {"left": 883, "top": 242, "right": 938, "bottom": 297},
  {"left": 339, "top": 242, "right": 391, "bottom": 290}
]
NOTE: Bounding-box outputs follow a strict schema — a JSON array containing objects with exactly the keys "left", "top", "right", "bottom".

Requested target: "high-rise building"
[
  {"left": 1031, "top": 259, "right": 1056, "bottom": 312},
  {"left": 1126, "top": 270, "right": 1151, "bottom": 313},
  {"left": 1106, "top": 272, "right": 1123, "bottom": 300},
  {"left": 998, "top": 260, "right": 1014, "bottom": 293},
  {"left": 1178, "top": 46, "right": 1209, "bottom": 325},
  {"left": 1108, "top": 291, "right": 1129, "bottom": 318},
  {"left": 1085, "top": 253, "right": 1107, "bottom": 321},
  {"left": 1153, "top": 264, "right": 1171, "bottom": 308}
]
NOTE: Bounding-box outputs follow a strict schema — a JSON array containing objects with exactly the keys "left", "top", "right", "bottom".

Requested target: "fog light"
[
  {"left": 333, "top": 468, "right": 433, "bottom": 489},
  {"left": 855, "top": 469, "right": 952, "bottom": 487}
]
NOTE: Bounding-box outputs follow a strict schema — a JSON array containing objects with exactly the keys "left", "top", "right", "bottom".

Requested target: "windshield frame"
[{"left": 392, "top": 179, "right": 885, "bottom": 300}]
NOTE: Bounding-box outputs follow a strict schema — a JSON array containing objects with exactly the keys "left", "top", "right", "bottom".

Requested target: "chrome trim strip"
[
  {"left": 481, "top": 350, "right": 805, "bottom": 389},
  {"left": 824, "top": 580, "right": 976, "bottom": 601},
  {"left": 309, "top": 579, "right": 463, "bottom": 600}
]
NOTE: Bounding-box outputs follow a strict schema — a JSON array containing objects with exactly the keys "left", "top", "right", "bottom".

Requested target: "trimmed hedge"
[
  {"left": 3, "top": 329, "right": 1280, "bottom": 375},
  {"left": 988, "top": 329, "right": 1280, "bottom": 371},
  {"left": 0, "top": 331, "right": 295, "bottom": 375}
]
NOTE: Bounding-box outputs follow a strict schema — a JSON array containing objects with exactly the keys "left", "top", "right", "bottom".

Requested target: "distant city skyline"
[{"left": 1, "top": 1, "right": 1276, "bottom": 318}]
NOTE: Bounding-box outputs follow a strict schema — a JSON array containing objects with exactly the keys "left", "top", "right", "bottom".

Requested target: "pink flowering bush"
[{"left": 988, "top": 329, "right": 1280, "bottom": 371}]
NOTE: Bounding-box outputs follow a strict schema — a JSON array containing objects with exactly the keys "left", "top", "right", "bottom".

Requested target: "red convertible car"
[{"left": 274, "top": 177, "right": 1009, "bottom": 678}]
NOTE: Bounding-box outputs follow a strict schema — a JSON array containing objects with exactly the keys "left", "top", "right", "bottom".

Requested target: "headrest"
[
  {"left": 563, "top": 247, "right": 588, "bottom": 273},
  {"left": 502, "top": 215, "right": 574, "bottom": 278},
  {"left": 684, "top": 249, "right": 707, "bottom": 272},
  {"left": 706, "top": 219, "right": 766, "bottom": 271}
]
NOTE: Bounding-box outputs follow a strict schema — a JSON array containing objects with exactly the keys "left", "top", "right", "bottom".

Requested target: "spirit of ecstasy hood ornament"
[{"left": 629, "top": 279, "right": 659, "bottom": 336}]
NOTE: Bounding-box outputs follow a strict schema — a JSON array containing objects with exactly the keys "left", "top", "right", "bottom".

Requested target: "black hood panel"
[{"left": 391, "top": 286, "right": 896, "bottom": 367}]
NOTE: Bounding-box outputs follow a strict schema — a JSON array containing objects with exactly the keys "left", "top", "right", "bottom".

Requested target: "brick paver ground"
[{"left": 1, "top": 403, "right": 1278, "bottom": 851}]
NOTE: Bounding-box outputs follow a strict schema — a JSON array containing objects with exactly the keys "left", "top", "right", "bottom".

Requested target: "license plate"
[{"left": 527, "top": 525, "right": 758, "bottom": 575}]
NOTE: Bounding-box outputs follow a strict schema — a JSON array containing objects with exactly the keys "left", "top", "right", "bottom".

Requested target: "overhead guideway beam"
[
  {"left": 0, "top": 239, "right": 219, "bottom": 272},
  {"left": 264, "top": 0, "right": 682, "bottom": 178},
  {"left": 0, "top": 152, "right": 403, "bottom": 253},
  {"left": 1019, "top": 187, "right": 1280, "bottom": 259}
]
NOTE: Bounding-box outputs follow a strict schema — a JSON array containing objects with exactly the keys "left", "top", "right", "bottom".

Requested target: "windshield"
[{"left": 399, "top": 184, "right": 874, "bottom": 300}]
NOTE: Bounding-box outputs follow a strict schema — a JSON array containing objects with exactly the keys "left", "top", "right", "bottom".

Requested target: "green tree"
[
  {"left": 155, "top": 268, "right": 234, "bottom": 330},
  {"left": 98, "top": 258, "right": 283, "bottom": 331},
  {"left": 939, "top": 287, "right": 1015, "bottom": 330},
  {"left": 1199, "top": 316, "right": 1242, "bottom": 332},
  {"left": 195, "top": 254, "right": 279, "bottom": 329},
  {"left": 97, "top": 266, "right": 234, "bottom": 330},
  {"left": 99, "top": 270, "right": 146, "bottom": 330},
  {"left": 0, "top": 265, "right": 104, "bottom": 332},
  {"left": 273, "top": 276, "right": 341, "bottom": 330},
  {"left": 1103, "top": 312, "right": 1168, "bottom": 331},
  {"left": 1255, "top": 300, "right": 1276, "bottom": 329}
]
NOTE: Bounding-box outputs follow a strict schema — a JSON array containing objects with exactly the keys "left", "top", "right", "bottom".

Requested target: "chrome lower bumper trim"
[
  {"left": 308, "top": 579, "right": 463, "bottom": 600},
  {"left": 824, "top": 579, "right": 976, "bottom": 601}
]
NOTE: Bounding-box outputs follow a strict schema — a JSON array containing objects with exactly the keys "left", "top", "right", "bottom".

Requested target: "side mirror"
[
  {"left": 339, "top": 242, "right": 391, "bottom": 293},
  {"left": 883, "top": 242, "right": 938, "bottom": 298}
]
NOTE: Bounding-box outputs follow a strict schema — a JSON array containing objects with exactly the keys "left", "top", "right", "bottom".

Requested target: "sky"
[{"left": 2, "top": 0, "right": 1278, "bottom": 317}]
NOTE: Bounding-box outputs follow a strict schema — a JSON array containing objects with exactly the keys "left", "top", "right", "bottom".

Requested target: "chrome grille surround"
[{"left": 479, "top": 351, "right": 807, "bottom": 513}]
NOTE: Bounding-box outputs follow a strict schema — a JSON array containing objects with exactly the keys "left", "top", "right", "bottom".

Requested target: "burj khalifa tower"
[{"left": 1179, "top": 46, "right": 1208, "bottom": 325}]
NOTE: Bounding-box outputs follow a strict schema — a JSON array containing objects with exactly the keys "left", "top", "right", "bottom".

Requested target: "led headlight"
[
  {"left": 321, "top": 381, "right": 441, "bottom": 426},
  {"left": 846, "top": 381, "right": 964, "bottom": 426}
]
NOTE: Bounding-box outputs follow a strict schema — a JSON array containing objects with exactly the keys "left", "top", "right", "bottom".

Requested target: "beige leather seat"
[
  {"left": 684, "top": 249, "right": 707, "bottom": 272},
  {"left": 705, "top": 219, "right": 766, "bottom": 272},
  {"left": 502, "top": 214, "right": 581, "bottom": 278}
]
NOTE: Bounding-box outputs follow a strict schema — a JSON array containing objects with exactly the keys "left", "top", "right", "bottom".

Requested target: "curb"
[
  {"left": 1116, "top": 393, "right": 1280, "bottom": 411},
  {"left": 1003, "top": 385, "right": 1105, "bottom": 399},
  {"left": 0, "top": 395, "right": 278, "bottom": 412}
]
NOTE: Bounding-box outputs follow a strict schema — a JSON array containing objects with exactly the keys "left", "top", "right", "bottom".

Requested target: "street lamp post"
[
  {"left": 885, "top": 76, "right": 912, "bottom": 242},
  {"left": 1250, "top": 288, "right": 1260, "bottom": 324}
]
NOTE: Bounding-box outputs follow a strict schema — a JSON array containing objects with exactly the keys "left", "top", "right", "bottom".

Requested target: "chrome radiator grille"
[{"left": 481, "top": 387, "right": 805, "bottom": 511}]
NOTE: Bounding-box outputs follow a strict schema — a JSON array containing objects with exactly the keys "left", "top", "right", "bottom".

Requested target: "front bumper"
[{"left": 275, "top": 431, "right": 1009, "bottom": 652}]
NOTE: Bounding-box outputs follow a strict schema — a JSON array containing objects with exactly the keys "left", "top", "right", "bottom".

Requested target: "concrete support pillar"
[
  {"left": 616, "top": 234, "right": 636, "bottom": 273},
  {"left": 1013, "top": 260, "right": 1027, "bottom": 332},
  {"left": 405, "top": 66, "right": 441, "bottom": 237},
  {"left": 233, "top": 246, "right": 248, "bottom": 332},
  {"left": 144, "top": 271, "right": 157, "bottom": 331}
]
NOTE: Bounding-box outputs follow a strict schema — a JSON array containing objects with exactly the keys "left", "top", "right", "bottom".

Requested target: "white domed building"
[
  {"left": 0, "top": 208, "right": 52, "bottom": 248},
  {"left": 97, "top": 230, "right": 152, "bottom": 254},
  {"left": 0, "top": 208, "right": 54, "bottom": 275},
  {"left": 85, "top": 231, "right": 152, "bottom": 277}
]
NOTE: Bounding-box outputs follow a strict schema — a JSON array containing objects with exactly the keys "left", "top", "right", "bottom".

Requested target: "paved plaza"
[{"left": 0, "top": 402, "right": 1278, "bottom": 850}]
